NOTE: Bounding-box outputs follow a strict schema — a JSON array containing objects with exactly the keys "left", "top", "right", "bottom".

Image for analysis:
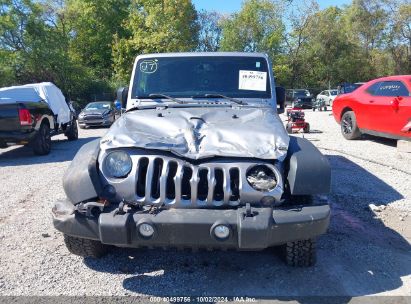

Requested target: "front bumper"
[
  {"left": 78, "top": 117, "right": 112, "bottom": 127},
  {"left": 52, "top": 199, "right": 330, "bottom": 249}
]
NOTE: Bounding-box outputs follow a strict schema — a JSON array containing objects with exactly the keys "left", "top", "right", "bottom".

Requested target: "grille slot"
[
  {"left": 166, "top": 161, "right": 178, "bottom": 200},
  {"left": 151, "top": 158, "right": 163, "bottom": 200},
  {"left": 213, "top": 169, "right": 224, "bottom": 201},
  {"left": 197, "top": 169, "right": 208, "bottom": 201},
  {"left": 229, "top": 168, "right": 240, "bottom": 201},
  {"left": 181, "top": 166, "right": 192, "bottom": 200},
  {"left": 136, "top": 158, "right": 149, "bottom": 197}
]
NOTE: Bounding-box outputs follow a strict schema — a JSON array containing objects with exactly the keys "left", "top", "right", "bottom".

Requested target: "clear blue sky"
[{"left": 192, "top": 0, "right": 352, "bottom": 14}]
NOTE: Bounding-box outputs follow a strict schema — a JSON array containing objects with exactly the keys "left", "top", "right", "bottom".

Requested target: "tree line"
[{"left": 1, "top": 0, "right": 410, "bottom": 104}]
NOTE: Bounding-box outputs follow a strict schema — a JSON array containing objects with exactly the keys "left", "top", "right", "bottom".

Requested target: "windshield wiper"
[
  {"left": 200, "top": 93, "right": 247, "bottom": 105},
  {"left": 148, "top": 93, "right": 185, "bottom": 104},
  {"left": 125, "top": 94, "right": 185, "bottom": 112}
]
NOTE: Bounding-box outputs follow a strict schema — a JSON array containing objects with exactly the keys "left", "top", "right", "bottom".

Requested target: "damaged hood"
[{"left": 100, "top": 106, "right": 289, "bottom": 160}]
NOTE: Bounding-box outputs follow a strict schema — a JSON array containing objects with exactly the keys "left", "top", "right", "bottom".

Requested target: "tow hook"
[
  {"left": 76, "top": 202, "right": 105, "bottom": 217},
  {"left": 244, "top": 203, "right": 258, "bottom": 218}
]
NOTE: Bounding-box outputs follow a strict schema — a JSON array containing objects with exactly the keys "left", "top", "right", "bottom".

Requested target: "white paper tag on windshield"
[{"left": 239, "top": 70, "right": 267, "bottom": 91}]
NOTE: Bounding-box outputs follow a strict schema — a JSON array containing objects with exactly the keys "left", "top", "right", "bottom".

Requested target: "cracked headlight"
[
  {"left": 246, "top": 165, "right": 277, "bottom": 192},
  {"left": 104, "top": 151, "right": 132, "bottom": 178}
]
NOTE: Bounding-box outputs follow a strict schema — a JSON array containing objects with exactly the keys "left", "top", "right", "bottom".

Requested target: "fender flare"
[
  {"left": 285, "top": 136, "right": 331, "bottom": 195},
  {"left": 63, "top": 139, "right": 103, "bottom": 204}
]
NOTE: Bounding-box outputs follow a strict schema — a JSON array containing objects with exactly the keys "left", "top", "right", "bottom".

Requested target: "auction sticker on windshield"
[{"left": 239, "top": 70, "right": 267, "bottom": 91}]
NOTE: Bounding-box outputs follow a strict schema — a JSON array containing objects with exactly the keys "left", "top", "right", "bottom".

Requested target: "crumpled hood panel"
[{"left": 100, "top": 107, "right": 289, "bottom": 160}]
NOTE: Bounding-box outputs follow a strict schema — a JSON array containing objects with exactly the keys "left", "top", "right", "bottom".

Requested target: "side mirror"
[
  {"left": 117, "top": 87, "right": 129, "bottom": 109},
  {"left": 275, "top": 86, "right": 285, "bottom": 114}
]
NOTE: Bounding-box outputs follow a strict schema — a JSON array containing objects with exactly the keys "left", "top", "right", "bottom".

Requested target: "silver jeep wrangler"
[{"left": 52, "top": 52, "right": 331, "bottom": 267}]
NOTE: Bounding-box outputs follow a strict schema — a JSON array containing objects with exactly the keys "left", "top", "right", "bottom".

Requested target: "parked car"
[
  {"left": 286, "top": 89, "right": 313, "bottom": 108},
  {"left": 53, "top": 52, "right": 331, "bottom": 267},
  {"left": 337, "top": 82, "right": 365, "bottom": 94},
  {"left": 333, "top": 75, "right": 411, "bottom": 140},
  {"left": 78, "top": 101, "right": 116, "bottom": 128},
  {"left": 0, "top": 82, "right": 78, "bottom": 155},
  {"left": 316, "top": 89, "right": 338, "bottom": 107}
]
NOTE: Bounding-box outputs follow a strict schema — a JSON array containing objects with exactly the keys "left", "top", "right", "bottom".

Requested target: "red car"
[{"left": 333, "top": 75, "right": 411, "bottom": 140}]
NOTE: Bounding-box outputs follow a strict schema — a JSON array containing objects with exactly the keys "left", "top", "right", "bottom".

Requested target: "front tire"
[
  {"left": 282, "top": 239, "right": 316, "bottom": 267},
  {"left": 32, "top": 123, "right": 51, "bottom": 155},
  {"left": 341, "top": 111, "right": 361, "bottom": 140},
  {"left": 286, "top": 123, "right": 293, "bottom": 134},
  {"left": 63, "top": 235, "right": 109, "bottom": 258},
  {"left": 303, "top": 123, "right": 310, "bottom": 133},
  {"left": 65, "top": 119, "right": 78, "bottom": 141}
]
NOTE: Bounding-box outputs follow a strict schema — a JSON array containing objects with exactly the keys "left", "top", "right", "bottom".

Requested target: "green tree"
[
  {"left": 305, "top": 6, "right": 369, "bottom": 87},
  {"left": 385, "top": 1, "right": 411, "bottom": 74},
  {"left": 344, "top": 0, "right": 389, "bottom": 78},
  {"left": 281, "top": 0, "right": 319, "bottom": 88},
  {"left": 112, "top": 0, "right": 199, "bottom": 82},
  {"left": 219, "top": 0, "right": 285, "bottom": 58},
  {"left": 197, "top": 10, "right": 222, "bottom": 52},
  {"left": 65, "top": 0, "right": 130, "bottom": 80},
  {"left": 0, "top": 0, "right": 75, "bottom": 89}
]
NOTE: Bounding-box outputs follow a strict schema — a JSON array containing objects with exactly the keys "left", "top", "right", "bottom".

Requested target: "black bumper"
[
  {"left": 0, "top": 130, "right": 37, "bottom": 147},
  {"left": 52, "top": 200, "right": 330, "bottom": 249}
]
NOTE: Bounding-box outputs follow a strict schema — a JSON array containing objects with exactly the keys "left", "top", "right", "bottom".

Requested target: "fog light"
[
  {"left": 214, "top": 225, "right": 230, "bottom": 239},
  {"left": 139, "top": 223, "right": 154, "bottom": 238}
]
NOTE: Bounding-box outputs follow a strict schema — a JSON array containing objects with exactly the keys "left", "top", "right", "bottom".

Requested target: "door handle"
[
  {"left": 369, "top": 100, "right": 375, "bottom": 103},
  {"left": 391, "top": 97, "right": 400, "bottom": 111}
]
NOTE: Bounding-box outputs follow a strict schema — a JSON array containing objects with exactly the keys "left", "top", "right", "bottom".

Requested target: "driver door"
[{"left": 365, "top": 80, "right": 410, "bottom": 137}]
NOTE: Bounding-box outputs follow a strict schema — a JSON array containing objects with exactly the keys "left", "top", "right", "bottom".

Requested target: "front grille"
[
  {"left": 84, "top": 115, "right": 103, "bottom": 121},
  {"left": 299, "top": 98, "right": 312, "bottom": 104},
  {"left": 134, "top": 156, "right": 241, "bottom": 207},
  {"left": 100, "top": 152, "right": 284, "bottom": 208}
]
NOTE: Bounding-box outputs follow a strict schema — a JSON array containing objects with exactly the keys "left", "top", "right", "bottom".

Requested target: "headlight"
[
  {"left": 246, "top": 165, "right": 277, "bottom": 192},
  {"left": 104, "top": 151, "right": 132, "bottom": 178}
]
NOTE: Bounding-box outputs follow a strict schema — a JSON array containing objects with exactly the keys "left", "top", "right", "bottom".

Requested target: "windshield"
[
  {"left": 330, "top": 90, "right": 338, "bottom": 96},
  {"left": 85, "top": 102, "right": 111, "bottom": 110},
  {"left": 132, "top": 56, "right": 271, "bottom": 99},
  {"left": 294, "top": 90, "right": 310, "bottom": 97}
]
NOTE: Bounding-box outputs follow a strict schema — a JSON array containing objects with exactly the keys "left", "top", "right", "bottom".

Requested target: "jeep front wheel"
[
  {"left": 282, "top": 239, "right": 316, "bottom": 267},
  {"left": 341, "top": 111, "right": 361, "bottom": 140},
  {"left": 63, "top": 234, "right": 109, "bottom": 258}
]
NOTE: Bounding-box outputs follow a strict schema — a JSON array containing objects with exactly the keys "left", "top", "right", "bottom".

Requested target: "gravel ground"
[{"left": 0, "top": 111, "right": 410, "bottom": 302}]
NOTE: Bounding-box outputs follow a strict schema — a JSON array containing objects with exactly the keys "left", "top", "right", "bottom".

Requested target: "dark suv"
[{"left": 286, "top": 89, "right": 313, "bottom": 108}]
